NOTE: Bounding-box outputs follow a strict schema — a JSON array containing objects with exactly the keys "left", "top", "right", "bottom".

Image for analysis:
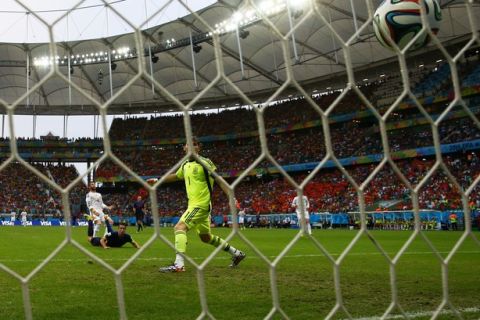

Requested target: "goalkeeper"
[{"left": 149, "top": 138, "right": 246, "bottom": 273}]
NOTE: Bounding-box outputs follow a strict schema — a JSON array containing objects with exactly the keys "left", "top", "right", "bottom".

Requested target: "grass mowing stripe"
[{"left": 1, "top": 228, "right": 478, "bottom": 319}]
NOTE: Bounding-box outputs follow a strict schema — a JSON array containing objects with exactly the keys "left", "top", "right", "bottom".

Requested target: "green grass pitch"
[{"left": 0, "top": 226, "right": 479, "bottom": 319}]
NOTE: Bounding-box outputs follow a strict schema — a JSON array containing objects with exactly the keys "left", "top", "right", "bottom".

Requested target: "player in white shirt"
[
  {"left": 292, "top": 195, "right": 311, "bottom": 235},
  {"left": 235, "top": 199, "right": 246, "bottom": 230},
  {"left": 10, "top": 210, "right": 16, "bottom": 224},
  {"left": 85, "top": 181, "right": 114, "bottom": 237},
  {"left": 20, "top": 208, "right": 28, "bottom": 226}
]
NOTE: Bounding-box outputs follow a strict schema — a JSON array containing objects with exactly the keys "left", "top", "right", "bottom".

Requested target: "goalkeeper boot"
[
  {"left": 229, "top": 251, "right": 246, "bottom": 268},
  {"left": 159, "top": 264, "right": 185, "bottom": 273}
]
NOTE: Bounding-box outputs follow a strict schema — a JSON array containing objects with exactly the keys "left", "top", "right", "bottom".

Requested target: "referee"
[{"left": 133, "top": 196, "right": 145, "bottom": 233}]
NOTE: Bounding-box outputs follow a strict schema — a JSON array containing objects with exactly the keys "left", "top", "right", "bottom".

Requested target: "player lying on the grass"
[
  {"left": 87, "top": 216, "right": 140, "bottom": 249},
  {"left": 86, "top": 181, "right": 114, "bottom": 238},
  {"left": 148, "top": 137, "right": 245, "bottom": 273}
]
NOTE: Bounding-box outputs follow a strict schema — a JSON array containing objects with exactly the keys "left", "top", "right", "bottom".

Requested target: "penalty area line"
[{"left": 0, "top": 250, "right": 479, "bottom": 263}]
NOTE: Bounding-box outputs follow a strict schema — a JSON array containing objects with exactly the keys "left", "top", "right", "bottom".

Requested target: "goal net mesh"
[{"left": 0, "top": 0, "right": 479, "bottom": 319}]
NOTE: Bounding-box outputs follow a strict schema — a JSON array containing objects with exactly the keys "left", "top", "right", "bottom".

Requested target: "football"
[{"left": 373, "top": 0, "right": 442, "bottom": 51}]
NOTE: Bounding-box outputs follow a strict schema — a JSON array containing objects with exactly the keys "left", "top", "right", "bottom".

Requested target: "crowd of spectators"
[
  {"left": 0, "top": 136, "right": 103, "bottom": 143},
  {"left": 2, "top": 57, "right": 480, "bottom": 220},
  {"left": 110, "top": 151, "right": 478, "bottom": 218},
  {"left": 2, "top": 150, "right": 478, "bottom": 220},
  {"left": 3, "top": 108, "right": 478, "bottom": 219},
  {"left": 0, "top": 163, "right": 85, "bottom": 219},
  {"left": 95, "top": 110, "right": 480, "bottom": 180},
  {"left": 107, "top": 87, "right": 377, "bottom": 141},
  {"left": 106, "top": 58, "right": 480, "bottom": 142},
  {"left": 94, "top": 56, "right": 480, "bottom": 180}
]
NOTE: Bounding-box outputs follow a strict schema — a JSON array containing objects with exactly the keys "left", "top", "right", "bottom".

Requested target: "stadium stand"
[
  {"left": 0, "top": 163, "right": 84, "bottom": 220},
  {"left": 1, "top": 57, "right": 480, "bottom": 224},
  {"left": 95, "top": 75, "right": 480, "bottom": 220}
]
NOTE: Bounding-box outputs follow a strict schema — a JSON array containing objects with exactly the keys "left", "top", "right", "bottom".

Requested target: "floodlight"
[
  {"left": 239, "top": 29, "right": 249, "bottom": 39},
  {"left": 193, "top": 44, "right": 202, "bottom": 53}
]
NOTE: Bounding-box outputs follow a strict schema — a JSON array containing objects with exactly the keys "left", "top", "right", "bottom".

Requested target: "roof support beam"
[
  {"left": 294, "top": 39, "right": 346, "bottom": 67},
  {"left": 76, "top": 65, "right": 107, "bottom": 103},
  {"left": 216, "top": 0, "right": 238, "bottom": 11},
  {"left": 63, "top": 43, "right": 107, "bottom": 104},
  {"left": 179, "top": 18, "right": 283, "bottom": 86},
  {"left": 141, "top": 30, "right": 227, "bottom": 97},
  {"left": 440, "top": 0, "right": 459, "bottom": 7},
  {"left": 0, "top": 60, "right": 26, "bottom": 68},
  {"left": 320, "top": 2, "right": 367, "bottom": 23},
  {"left": 25, "top": 48, "right": 50, "bottom": 107},
  {"left": 217, "top": 43, "right": 283, "bottom": 85},
  {"left": 101, "top": 38, "right": 173, "bottom": 104}
]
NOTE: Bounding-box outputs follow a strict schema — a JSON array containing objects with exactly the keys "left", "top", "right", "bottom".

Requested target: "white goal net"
[{"left": 0, "top": 0, "right": 479, "bottom": 319}]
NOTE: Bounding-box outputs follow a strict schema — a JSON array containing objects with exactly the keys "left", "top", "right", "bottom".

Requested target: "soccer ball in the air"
[{"left": 373, "top": 0, "right": 442, "bottom": 51}]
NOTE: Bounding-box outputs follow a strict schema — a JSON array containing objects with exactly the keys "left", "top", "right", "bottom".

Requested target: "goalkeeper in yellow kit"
[{"left": 149, "top": 138, "right": 246, "bottom": 272}]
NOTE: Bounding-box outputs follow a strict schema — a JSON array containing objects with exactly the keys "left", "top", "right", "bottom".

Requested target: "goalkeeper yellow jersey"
[{"left": 176, "top": 156, "right": 216, "bottom": 210}]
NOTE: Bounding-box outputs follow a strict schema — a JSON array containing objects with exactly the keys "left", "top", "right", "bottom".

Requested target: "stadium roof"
[{"left": 0, "top": 0, "right": 477, "bottom": 116}]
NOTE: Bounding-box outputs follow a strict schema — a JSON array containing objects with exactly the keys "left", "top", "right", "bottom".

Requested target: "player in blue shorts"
[{"left": 87, "top": 218, "right": 140, "bottom": 249}]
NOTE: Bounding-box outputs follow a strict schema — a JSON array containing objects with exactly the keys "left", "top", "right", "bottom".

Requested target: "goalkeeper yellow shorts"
[{"left": 180, "top": 206, "right": 211, "bottom": 235}]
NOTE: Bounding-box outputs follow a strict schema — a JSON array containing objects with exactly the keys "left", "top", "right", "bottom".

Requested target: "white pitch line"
[
  {"left": 348, "top": 307, "right": 480, "bottom": 320},
  {"left": 0, "top": 250, "right": 478, "bottom": 263}
]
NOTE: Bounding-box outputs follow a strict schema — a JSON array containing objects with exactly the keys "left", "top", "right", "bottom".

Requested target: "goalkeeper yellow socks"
[
  {"left": 172, "top": 232, "right": 240, "bottom": 268},
  {"left": 174, "top": 230, "right": 187, "bottom": 267},
  {"left": 208, "top": 234, "right": 239, "bottom": 256}
]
